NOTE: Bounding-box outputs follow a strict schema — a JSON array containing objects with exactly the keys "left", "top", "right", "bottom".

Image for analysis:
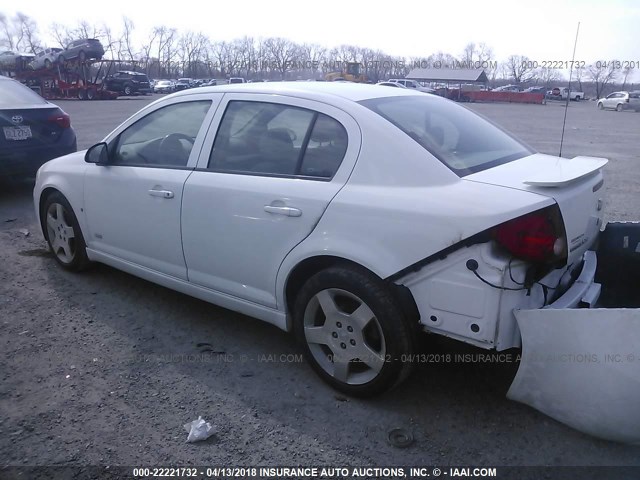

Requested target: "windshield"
[{"left": 359, "top": 95, "right": 533, "bottom": 176}]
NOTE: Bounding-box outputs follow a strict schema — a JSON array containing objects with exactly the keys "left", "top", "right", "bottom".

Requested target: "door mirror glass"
[{"left": 85, "top": 142, "right": 109, "bottom": 164}]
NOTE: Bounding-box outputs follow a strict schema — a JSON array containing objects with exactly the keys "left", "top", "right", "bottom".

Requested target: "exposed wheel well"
[{"left": 284, "top": 255, "right": 420, "bottom": 329}]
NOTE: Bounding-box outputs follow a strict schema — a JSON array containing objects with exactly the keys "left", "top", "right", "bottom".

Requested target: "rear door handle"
[
  {"left": 264, "top": 205, "right": 302, "bottom": 217},
  {"left": 148, "top": 189, "right": 174, "bottom": 199}
]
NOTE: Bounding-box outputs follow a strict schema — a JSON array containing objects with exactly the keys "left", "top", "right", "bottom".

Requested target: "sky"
[{"left": 3, "top": 0, "right": 640, "bottom": 70}]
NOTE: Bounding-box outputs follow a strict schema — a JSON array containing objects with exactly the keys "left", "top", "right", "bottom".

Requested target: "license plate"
[{"left": 3, "top": 125, "right": 32, "bottom": 141}]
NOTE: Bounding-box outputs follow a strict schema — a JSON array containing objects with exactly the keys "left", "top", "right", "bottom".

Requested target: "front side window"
[
  {"left": 110, "top": 100, "right": 211, "bottom": 167},
  {"left": 209, "top": 101, "right": 348, "bottom": 179},
  {"left": 360, "top": 95, "right": 533, "bottom": 176}
]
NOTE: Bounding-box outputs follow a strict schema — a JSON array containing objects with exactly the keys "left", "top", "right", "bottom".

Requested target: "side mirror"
[{"left": 85, "top": 142, "right": 109, "bottom": 164}]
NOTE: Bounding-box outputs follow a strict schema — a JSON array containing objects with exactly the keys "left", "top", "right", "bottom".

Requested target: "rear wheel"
[
  {"left": 44, "top": 59, "right": 52, "bottom": 69},
  {"left": 42, "top": 192, "right": 90, "bottom": 271},
  {"left": 293, "top": 265, "right": 414, "bottom": 397},
  {"left": 123, "top": 84, "right": 132, "bottom": 96},
  {"left": 616, "top": 103, "right": 623, "bottom": 112},
  {"left": 57, "top": 54, "right": 65, "bottom": 64},
  {"left": 78, "top": 50, "right": 86, "bottom": 62},
  {"left": 77, "top": 89, "right": 86, "bottom": 100},
  {"left": 86, "top": 88, "right": 95, "bottom": 100}
]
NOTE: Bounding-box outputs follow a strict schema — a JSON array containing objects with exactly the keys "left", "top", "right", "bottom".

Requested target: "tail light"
[
  {"left": 48, "top": 111, "right": 71, "bottom": 129},
  {"left": 493, "top": 206, "right": 567, "bottom": 263}
]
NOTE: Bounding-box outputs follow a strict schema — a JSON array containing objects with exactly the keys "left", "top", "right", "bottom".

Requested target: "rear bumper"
[
  {"left": 508, "top": 221, "right": 640, "bottom": 444},
  {"left": 0, "top": 136, "right": 77, "bottom": 176},
  {"left": 545, "top": 250, "right": 600, "bottom": 309}
]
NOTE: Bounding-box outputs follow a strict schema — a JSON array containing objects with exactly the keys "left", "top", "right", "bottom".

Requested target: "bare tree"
[
  {"left": 536, "top": 67, "right": 561, "bottom": 87},
  {"left": 179, "top": 31, "right": 208, "bottom": 77},
  {"left": 265, "top": 37, "right": 298, "bottom": 80},
  {"left": 574, "top": 65, "right": 585, "bottom": 92},
  {"left": 426, "top": 51, "right": 458, "bottom": 68},
  {"left": 120, "top": 17, "right": 136, "bottom": 63},
  {"left": 101, "top": 23, "right": 119, "bottom": 60},
  {"left": 621, "top": 64, "right": 633, "bottom": 90},
  {"left": 506, "top": 55, "right": 536, "bottom": 83},
  {"left": 16, "top": 13, "right": 40, "bottom": 53},
  {"left": 0, "top": 13, "right": 16, "bottom": 50},
  {"left": 50, "top": 22, "right": 72, "bottom": 48},
  {"left": 140, "top": 28, "right": 159, "bottom": 75},
  {"left": 587, "top": 61, "right": 619, "bottom": 98}
]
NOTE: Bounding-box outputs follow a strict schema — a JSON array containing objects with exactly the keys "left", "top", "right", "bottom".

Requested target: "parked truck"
[{"left": 548, "top": 86, "right": 585, "bottom": 101}]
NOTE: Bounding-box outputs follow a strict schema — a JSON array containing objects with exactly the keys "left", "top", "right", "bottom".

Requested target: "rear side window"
[
  {"left": 209, "top": 101, "right": 347, "bottom": 179},
  {"left": 360, "top": 95, "right": 533, "bottom": 176},
  {"left": 0, "top": 80, "right": 48, "bottom": 106}
]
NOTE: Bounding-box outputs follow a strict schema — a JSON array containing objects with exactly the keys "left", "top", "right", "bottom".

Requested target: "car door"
[
  {"left": 181, "top": 94, "right": 361, "bottom": 308},
  {"left": 83, "top": 94, "right": 222, "bottom": 279},
  {"left": 603, "top": 93, "right": 618, "bottom": 109}
]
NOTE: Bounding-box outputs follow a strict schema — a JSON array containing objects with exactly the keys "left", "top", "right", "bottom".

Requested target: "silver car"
[
  {"left": 597, "top": 91, "right": 640, "bottom": 112},
  {"left": 29, "top": 48, "right": 63, "bottom": 70},
  {"left": 0, "top": 50, "right": 34, "bottom": 71}
]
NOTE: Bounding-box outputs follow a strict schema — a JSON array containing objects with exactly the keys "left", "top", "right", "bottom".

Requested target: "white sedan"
[{"left": 34, "top": 82, "right": 607, "bottom": 398}]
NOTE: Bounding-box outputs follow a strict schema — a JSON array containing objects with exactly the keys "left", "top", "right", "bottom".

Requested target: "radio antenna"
[{"left": 559, "top": 22, "right": 581, "bottom": 157}]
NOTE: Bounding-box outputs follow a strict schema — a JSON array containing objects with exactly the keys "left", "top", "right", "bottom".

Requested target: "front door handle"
[
  {"left": 148, "top": 189, "right": 174, "bottom": 199},
  {"left": 264, "top": 205, "right": 302, "bottom": 217}
]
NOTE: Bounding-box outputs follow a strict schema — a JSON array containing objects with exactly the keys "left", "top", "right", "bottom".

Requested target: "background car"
[
  {"left": 597, "top": 91, "right": 640, "bottom": 112},
  {"left": 0, "top": 50, "right": 34, "bottom": 71},
  {"left": 174, "top": 78, "right": 193, "bottom": 91},
  {"left": 29, "top": 48, "right": 63, "bottom": 70},
  {"left": 388, "top": 78, "right": 436, "bottom": 93},
  {"left": 57, "top": 39, "right": 104, "bottom": 63},
  {"left": 104, "top": 71, "right": 152, "bottom": 96},
  {"left": 228, "top": 77, "right": 246, "bottom": 84},
  {"left": 376, "top": 81, "right": 407, "bottom": 88},
  {"left": 523, "top": 86, "right": 546, "bottom": 93},
  {"left": 492, "top": 84, "right": 523, "bottom": 92},
  {"left": 0, "top": 76, "right": 76, "bottom": 177},
  {"left": 153, "top": 79, "right": 174, "bottom": 93}
]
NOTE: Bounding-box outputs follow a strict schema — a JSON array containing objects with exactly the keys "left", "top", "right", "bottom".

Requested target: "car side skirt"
[{"left": 86, "top": 249, "right": 288, "bottom": 331}]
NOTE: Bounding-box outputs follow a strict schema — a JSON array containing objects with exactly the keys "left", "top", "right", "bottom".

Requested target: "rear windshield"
[
  {"left": 359, "top": 95, "right": 533, "bottom": 176},
  {"left": 0, "top": 80, "right": 49, "bottom": 106}
]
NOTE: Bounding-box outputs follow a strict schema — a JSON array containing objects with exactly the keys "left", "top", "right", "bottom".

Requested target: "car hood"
[{"left": 464, "top": 153, "right": 608, "bottom": 264}]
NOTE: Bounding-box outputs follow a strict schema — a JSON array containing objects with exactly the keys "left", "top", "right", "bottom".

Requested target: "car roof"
[{"left": 170, "top": 81, "right": 422, "bottom": 102}]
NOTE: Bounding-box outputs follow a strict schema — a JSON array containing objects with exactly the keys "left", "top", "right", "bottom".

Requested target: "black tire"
[
  {"left": 41, "top": 192, "right": 90, "bottom": 272},
  {"left": 78, "top": 50, "right": 86, "bottom": 62},
  {"left": 77, "top": 89, "right": 86, "bottom": 100},
  {"left": 616, "top": 103, "right": 623, "bottom": 112},
  {"left": 597, "top": 102, "right": 604, "bottom": 110},
  {"left": 44, "top": 59, "right": 52, "bottom": 69},
  {"left": 86, "top": 88, "right": 95, "bottom": 100},
  {"left": 57, "top": 54, "right": 65, "bottom": 64},
  {"left": 123, "top": 84, "right": 132, "bottom": 96},
  {"left": 293, "top": 265, "right": 415, "bottom": 397}
]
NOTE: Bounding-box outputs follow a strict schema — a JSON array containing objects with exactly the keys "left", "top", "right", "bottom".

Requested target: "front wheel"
[
  {"left": 42, "top": 192, "right": 90, "bottom": 271},
  {"left": 293, "top": 265, "right": 415, "bottom": 397},
  {"left": 597, "top": 102, "right": 604, "bottom": 110}
]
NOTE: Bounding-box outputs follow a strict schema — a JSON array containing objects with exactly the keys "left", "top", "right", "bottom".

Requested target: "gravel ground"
[{"left": 1, "top": 95, "right": 639, "bottom": 478}]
